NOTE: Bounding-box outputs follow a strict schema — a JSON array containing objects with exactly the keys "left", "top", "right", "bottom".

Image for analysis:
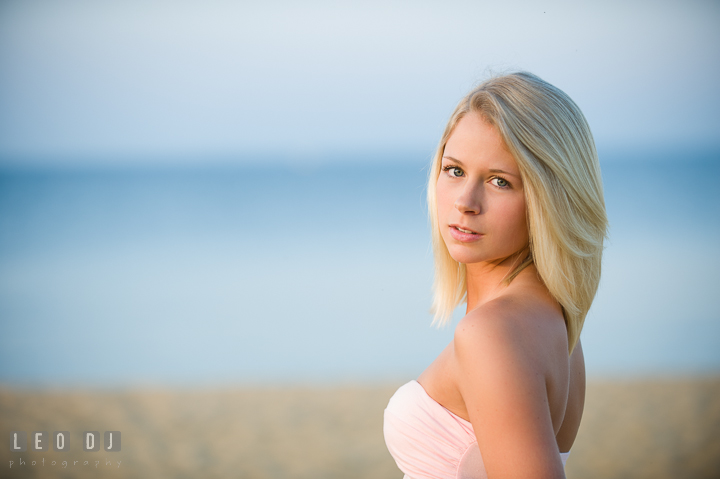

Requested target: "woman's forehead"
[{"left": 443, "top": 112, "right": 519, "bottom": 174}]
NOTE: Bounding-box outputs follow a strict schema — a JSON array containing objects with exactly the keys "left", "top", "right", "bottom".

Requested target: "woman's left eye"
[{"left": 491, "top": 177, "right": 510, "bottom": 188}]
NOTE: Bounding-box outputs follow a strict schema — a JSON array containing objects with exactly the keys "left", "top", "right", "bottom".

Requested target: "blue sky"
[{"left": 1, "top": 0, "right": 718, "bottom": 166}]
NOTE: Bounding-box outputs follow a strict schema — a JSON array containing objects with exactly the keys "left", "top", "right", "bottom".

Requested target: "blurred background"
[{"left": 1, "top": 1, "right": 718, "bottom": 478}]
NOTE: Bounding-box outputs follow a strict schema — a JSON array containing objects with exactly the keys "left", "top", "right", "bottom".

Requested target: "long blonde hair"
[{"left": 428, "top": 72, "right": 607, "bottom": 353}]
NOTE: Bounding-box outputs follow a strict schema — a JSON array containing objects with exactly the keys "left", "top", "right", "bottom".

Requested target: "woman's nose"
[{"left": 454, "top": 184, "right": 482, "bottom": 214}]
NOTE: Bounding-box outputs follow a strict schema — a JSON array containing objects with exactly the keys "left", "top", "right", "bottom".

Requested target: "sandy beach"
[{"left": 2, "top": 377, "right": 719, "bottom": 479}]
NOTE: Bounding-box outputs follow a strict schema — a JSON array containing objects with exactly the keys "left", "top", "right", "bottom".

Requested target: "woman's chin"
[
  {"left": 446, "top": 248, "right": 483, "bottom": 265},
  {"left": 446, "top": 245, "right": 528, "bottom": 267}
]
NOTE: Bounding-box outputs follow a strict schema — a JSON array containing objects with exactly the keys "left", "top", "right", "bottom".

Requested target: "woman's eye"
[
  {"left": 491, "top": 177, "right": 510, "bottom": 188},
  {"left": 444, "top": 166, "right": 464, "bottom": 177}
]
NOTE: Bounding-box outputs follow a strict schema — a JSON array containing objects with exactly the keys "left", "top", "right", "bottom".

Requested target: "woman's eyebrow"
[
  {"left": 488, "top": 168, "right": 520, "bottom": 178},
  {"left": 442, "top": 155, "right": 463, "bottom": 165}
]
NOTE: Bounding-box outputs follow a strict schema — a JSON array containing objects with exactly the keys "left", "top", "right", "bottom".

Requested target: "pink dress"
[{"left": 384, "top": 380, "right": 570, "bottom": 479}]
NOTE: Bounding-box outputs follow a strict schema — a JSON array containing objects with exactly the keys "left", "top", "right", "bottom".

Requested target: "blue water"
[{"left": 1, "top": 154, "right": 719, "bottom": 386}]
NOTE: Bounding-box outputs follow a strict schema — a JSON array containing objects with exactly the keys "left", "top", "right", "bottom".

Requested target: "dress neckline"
[
  {"left": 410, "top": 379, "right": 571, "bottom": 457},
  {"left": 412, "top": 379, "right": 473, "bottom": 426}
]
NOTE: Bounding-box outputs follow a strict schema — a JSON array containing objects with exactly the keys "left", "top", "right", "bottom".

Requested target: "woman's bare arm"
[{"left": 453, "top": 298, "right": 567, "bottom": 479}]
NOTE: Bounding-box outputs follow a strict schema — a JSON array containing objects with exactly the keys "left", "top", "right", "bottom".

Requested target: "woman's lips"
[{"left": 449, "top": 225, "right": 484, "bottom": 243}]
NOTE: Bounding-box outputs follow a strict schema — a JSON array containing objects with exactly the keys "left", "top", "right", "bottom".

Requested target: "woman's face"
[{"left": 436, "top": 112, "right": 528, "bottom": 266}]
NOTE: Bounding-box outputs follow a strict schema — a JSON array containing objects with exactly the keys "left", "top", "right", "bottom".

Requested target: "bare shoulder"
[{"left": 453, "top": 291, "right": 567, "bottom": 373}]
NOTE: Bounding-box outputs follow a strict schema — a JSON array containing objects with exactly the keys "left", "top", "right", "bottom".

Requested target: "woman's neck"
[{"left": 465, "top": 251, "right": 533, "bottom": 313}]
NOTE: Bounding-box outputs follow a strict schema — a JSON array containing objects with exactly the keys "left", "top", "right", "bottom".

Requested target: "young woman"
[{"left": 384, "top": 72, "right": 607, "bottom": 479}]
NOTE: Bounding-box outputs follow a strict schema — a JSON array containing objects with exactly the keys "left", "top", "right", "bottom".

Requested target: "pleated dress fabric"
[{"left": 384, "top": 380, "right": 570, "bottom": 479}]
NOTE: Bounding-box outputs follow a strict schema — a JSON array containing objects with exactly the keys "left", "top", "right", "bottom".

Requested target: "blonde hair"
[{"left": 428, "top": 72, "right": 607, "bottom": 354}]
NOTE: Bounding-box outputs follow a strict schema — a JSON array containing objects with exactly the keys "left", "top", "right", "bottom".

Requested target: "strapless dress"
[{"left": 383, "top": 380, "right": 570, "bottom": 479}]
